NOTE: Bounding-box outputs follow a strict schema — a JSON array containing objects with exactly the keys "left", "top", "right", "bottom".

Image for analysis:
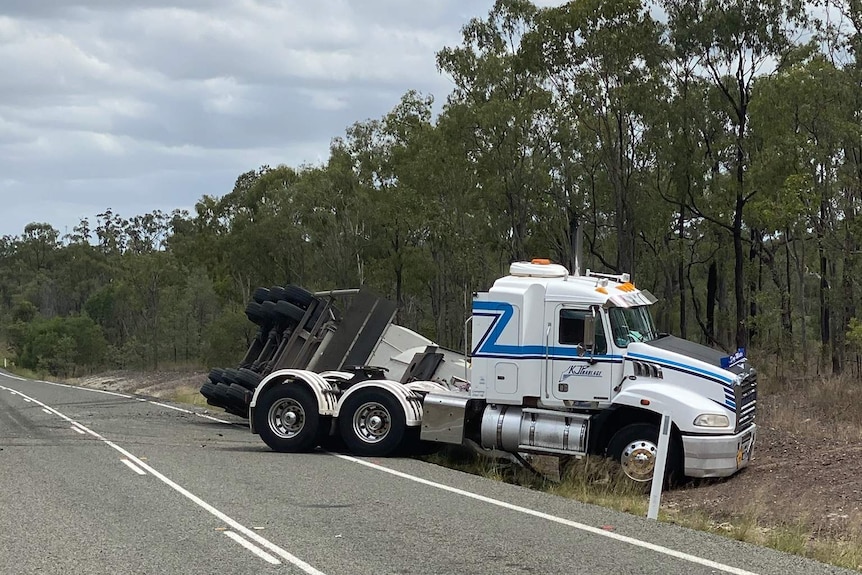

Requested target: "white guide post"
[{"left": 647, "top": 412, "right": 672, "bottom": 520}]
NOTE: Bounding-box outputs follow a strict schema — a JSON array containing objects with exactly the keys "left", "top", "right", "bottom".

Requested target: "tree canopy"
[{"left": 1, "top": 0, "right": 860, "bottom": 377}]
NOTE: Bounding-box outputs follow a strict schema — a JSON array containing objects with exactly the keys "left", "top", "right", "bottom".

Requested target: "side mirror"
[
  {"left": 579, "top": 308, "right": 598, "bottom": 364},
  {"left": 583, "top": 313, "right": 595, "bottom": 352}
]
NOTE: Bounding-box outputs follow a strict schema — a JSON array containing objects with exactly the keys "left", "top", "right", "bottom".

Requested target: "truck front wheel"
[
  {"left": 606, "top": 423, "right": 681, "bottom": 485},
  {"left": 255, "top": 384, "right": 325, "bottom": 452},
  {"left": 338, "top": 389, "right": 406, "bottom": 457}
]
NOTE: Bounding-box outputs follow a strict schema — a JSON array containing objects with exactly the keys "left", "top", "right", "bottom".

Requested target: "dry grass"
[
  {"left": 756, "top": 369, "right": 862, "bottom": 442},
  {"left": 662, "top": 512, "right": 862, "bottom": 571},
  {"left": 164, "top": 384, "right": 212, "bottom": 408}
]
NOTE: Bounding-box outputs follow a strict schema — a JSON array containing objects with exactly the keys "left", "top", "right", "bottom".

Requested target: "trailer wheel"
[
  {"left": 338, "top": 389, "right": 406, "bottom": 457},
  {"left": 606, "top": 423, "right": 681, "bottom": 485},
  {"left": 231, "top": 368, "right": 262, "bottom": 391},
  {"left": 252, "top": 287, "right": 271, "bottom": 305},
  {"left": 245, "top": 302, "right": 269, "bottom": 325},
  {"left": 283, "top": 285, "right": 315, "bottom": 309},
  {"left": 275, "top": 300, "right": 305, "bottom": 324},
  {"left": 255, "top": 384, "right": 324, "bottom": 452}
]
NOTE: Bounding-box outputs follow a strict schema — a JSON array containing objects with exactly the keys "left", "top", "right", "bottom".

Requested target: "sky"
[{"left": 0, "top": 0, "right": 560, "bottom": 239}]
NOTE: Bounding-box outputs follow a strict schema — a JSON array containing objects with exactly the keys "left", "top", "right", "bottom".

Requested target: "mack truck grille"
[{"left": 735, "top": 371, "right": 757, "bottom": 432}]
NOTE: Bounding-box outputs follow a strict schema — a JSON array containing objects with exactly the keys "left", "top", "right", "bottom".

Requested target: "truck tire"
[
  {"left": 252, "top": 287, "right": 270, "bottom": 304},
  {"left": 226, "top": 383, "right": 252, "bottom": 412},
  {"left": 255, "top": 384, "right": 325, "bottom": 452},
  {"left": 212, "top": 382, "right": 245, "bottom": 417},
  {"left": 606, "top": 423, "right": 681, "bottom": 486},
  {"left": 268, "top": 286, "right": 288, "bottom": 302},
  {"left": 208, "top": 368, "right": 227, "bottom": 384},
  {"left": 275, "top": 300, "right": 305, "bottom": 324},
  {"left": 231, "top": 368, "right": 262, "bottom": 391},
  {"left": 338, "top": 389, "right": 406, "bottom": 457},
  {"left": 283, "top": 285, "right": 314, "bottom": 309},
  {"left": 200, "top": 381, "right": 220, "bottom": 401},
  {"left": 245, "top": 302, "right": 269, "bottom": 325}
]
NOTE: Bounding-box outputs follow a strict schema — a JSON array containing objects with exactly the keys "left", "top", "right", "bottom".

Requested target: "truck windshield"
[{"left": 609, "top": 305, "right": 659, "bottom": 347}]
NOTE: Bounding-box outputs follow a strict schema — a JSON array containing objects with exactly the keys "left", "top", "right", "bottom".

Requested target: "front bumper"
[{"left": 681, "top": 424, "right": 757, "bottom": 478}]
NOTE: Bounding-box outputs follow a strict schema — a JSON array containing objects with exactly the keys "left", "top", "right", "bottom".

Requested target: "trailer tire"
[
  {"left": 245, "top": 302, "right": 269, "bottom": 325},
  {"left": 255, "top": 384, "right": 324, "bottom": 452},
  {"left": 338, "top": 389, "right": 406, "bottom": 457},
  {"left": 283, "top": 285, "right": 315, "bottom": 309},
  {"left": 226, "top": 383, "right": 252, "bottom": 409},
  {"left": 252, "top": 287, "right": 270, "bottom": 304},
  {"left": 200, "top": 381, "right": 220, "bottom": 401},
  {"left": 606, "top": 423, "right": 681, "bottom": 486},
  {"left": 275, "top": 300, "right": 305, "bottom": 324},
  {"left": 231, "top": 368, "right": 262, "bottom": 391},
  {"left": 268, "top": 286, "right": 288, "bottom": 302}
]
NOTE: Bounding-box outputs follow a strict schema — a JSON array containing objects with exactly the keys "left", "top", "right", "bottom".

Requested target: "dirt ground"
[
  {"left": 73, "top": 370, "right": 208, "bottom": 400},
  {"left": 71, "top": 370, "right": 862, "bottom": 541},
  {"left": 663, "top": 392, "right": 862, "bottom": 539}
]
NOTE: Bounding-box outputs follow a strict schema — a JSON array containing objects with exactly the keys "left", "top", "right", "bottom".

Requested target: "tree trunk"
[
  {"left": 707, "top": 261, "right": 717, "bottom": 344},
  {"left": 677, "top": 209, "right": 687, "bottom": 339}
]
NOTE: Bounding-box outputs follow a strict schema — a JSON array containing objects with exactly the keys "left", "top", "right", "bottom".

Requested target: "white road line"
[
  {"left": 224, "top": 531, "right": 281, "bottom": 565},
  {"left": 21, "top": 376, "right": 236, "bottom": 425},
  {"left": 36, "top": 379, "right": 133, "bottom": 399},
  {"left": 42, "top": 408, "right": 52, "bottom": 414},
  {"left": 0, "top": 384, "right": 325, "bottom": 575},
  {"left": 120, "top": 459, "right": 147, "bottom": 476},
  {"left": 70, "top": 425, "right": 86, "bottom": 435},
  {"left": 334, "top": 454, "right": 761, "bottom": 575},
  {"left": 147, "top": 401, "right": 191, "bottom": 414}
]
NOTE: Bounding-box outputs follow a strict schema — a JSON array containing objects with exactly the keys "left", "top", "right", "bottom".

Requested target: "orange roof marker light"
[
  {"left": 531, "top": 258, "right": 551, "bottom": 265},
  {"left": 617, "top": 282, "right": 637, "bottom": 292}
]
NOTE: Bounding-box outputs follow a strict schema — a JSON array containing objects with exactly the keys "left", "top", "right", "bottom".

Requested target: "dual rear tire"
[{"left": 254, "top": 385, "right": 409, "bottom": 457}]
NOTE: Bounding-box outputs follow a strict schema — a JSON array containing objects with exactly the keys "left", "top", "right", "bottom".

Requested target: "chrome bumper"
[{"left": 681, "top": 425, "right": 756, "bottom": 478}]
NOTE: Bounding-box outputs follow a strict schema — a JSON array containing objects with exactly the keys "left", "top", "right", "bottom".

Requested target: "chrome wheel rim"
[
  {"left": 352, "top": 401, "right": 391, "bottom": 444},
  {"left": 269, "top": 398, "right": 305, "bottom": 439},
  {"left": 621, "top": 439, "right": 657, "bottom": 482}
]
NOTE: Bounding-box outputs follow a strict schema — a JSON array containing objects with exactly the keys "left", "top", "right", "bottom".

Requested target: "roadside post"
[{"left": 647, "top": 412, "right": 673, "bottom": 520}]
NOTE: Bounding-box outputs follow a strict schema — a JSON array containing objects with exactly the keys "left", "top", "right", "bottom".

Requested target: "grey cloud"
[{"left": 0, "top": 0, "right": 500, "bottom": 237}]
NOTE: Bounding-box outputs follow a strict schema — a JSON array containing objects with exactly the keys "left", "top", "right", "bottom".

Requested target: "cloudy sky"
[{"left": 0, "top": 1, "right": 559, "bottom": 238}]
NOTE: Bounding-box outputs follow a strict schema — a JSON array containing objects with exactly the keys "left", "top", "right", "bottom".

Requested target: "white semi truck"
[{"left": 248, "top": 260, "right": 757, "bottom": 483}]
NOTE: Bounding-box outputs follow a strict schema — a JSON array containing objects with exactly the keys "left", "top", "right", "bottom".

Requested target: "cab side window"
[
  {"left": 559, "top": 310, "right": 585, "bottom": 345},
  {"left": 558, "top": 309, "right": 608, "bottom": 355}
]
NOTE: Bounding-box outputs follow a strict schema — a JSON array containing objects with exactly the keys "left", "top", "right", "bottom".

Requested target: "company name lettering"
[{"left": 561, "top": 365, "right": 603, "bottom": 379}]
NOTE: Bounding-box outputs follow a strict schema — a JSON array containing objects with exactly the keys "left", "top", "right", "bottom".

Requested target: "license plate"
[{"left": 736, "top": 434, "right": 753, "bottom": 468}]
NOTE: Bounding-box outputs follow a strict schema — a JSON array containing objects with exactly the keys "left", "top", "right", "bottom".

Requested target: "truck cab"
[{"left": 469, "top": 260, "right": 757, "bottom": 480}]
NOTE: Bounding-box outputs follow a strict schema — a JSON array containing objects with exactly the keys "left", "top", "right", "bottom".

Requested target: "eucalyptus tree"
[
  {"left": 749, "top": 52, "right": 857, "bottom": 370},
  {"left": 437, "top": 0, "right": 554, "bottom": 264},
  {"left": 661, "top": 0, "right": 808, "bottom": 348},
  {"left": 526, "top": 0, "right": 668, "bottom": 279}
]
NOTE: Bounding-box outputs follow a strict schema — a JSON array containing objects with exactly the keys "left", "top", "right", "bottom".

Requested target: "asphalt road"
[{"left": 0, "top": 370, "right": 854, "bottom": 575}]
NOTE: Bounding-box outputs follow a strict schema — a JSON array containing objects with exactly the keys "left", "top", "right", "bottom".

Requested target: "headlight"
[{"left": 693, "top": 413, "right": 730, "bottom": 427}]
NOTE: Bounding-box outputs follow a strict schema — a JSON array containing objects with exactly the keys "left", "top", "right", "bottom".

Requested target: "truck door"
[{"left": 548, "top": 305, "right": 614, "bottom": 404}]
